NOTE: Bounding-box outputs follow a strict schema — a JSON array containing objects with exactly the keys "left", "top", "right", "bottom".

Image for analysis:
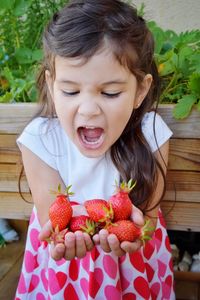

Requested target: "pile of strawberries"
[{"left": 48, "top": 180, "right": 153, "bottom": 245}]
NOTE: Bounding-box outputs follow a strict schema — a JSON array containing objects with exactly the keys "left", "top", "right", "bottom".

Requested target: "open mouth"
[{"left": 77, "top": 126, "right": 104, "bottom": 149}]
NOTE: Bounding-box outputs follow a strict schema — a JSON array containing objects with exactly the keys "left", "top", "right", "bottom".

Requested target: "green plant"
[
  {"left": 148, "top": 21, "right": 200, "bottom": 119},
  {"left": 0, "top": 0, "right": 68, "bottom": 103},
  {"left": 1, "top": 1, "right": 200, "bottom": 120}
]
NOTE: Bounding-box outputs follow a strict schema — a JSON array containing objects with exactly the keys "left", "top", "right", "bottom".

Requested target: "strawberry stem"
[
  {"left": 141, "top": 219, "right": 155, "bottom": 245},
  {"left": 50, "top": 184, "right": 74, "bottom": 196},
  {"left": 115, "top": 178, "right": 137, "bottom": 193}
]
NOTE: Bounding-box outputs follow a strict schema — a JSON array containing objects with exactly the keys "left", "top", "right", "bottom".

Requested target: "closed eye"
[
  {"left": 102, "top": 92, "right": 121, "bottom": 98},
  {"left": 62, "top": 90, "right": 80, "bottom": 96}
]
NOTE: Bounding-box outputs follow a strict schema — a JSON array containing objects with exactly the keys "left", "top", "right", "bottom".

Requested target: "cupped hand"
[
  {"left": 39, "top": 220, "right": 94, "bottom": 261},
  {"left": 92, "top": 204, "right": 144, "bottom": 257}
]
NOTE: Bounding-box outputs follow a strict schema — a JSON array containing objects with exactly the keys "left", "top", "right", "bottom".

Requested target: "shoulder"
[
  {"left": 22, "top": 117, "right": 61, "bottom": 135},
  {"left": 17, "top": 117, "right": 67, "bottom": 170},
  {"left": 141, "top": 111, "right": 173, "bottom": 152}
]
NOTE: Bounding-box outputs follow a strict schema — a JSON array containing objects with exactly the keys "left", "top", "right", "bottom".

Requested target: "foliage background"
[
  {"left": 0, "top": 0, "right": 200, "bottom": 119},
  {"left": 0, "top": 0, "right": 67, "bottom": 103}
]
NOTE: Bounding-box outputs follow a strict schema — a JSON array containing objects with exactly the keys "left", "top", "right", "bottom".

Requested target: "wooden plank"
[
  {"left": 164, "top": 170, "right": 200, "bottom": 203},
  {"left": 158, "top": 104, "right": 200, "bottom": 138},
  {"left": 166, "top": 171, "right": 200, "bottom": 192},
  {"left": 0, "top": 164, "right": 199, "bottom": 201},
  {"left": 0, "top": 192, "right": 33, "bottom": 220},
  {"left": 161, "top": 201, "right": 200, "bottom": 231},
  {"left": 0, "top": 134, "right": 18, "bottom": 149},
  {"left": 168, "top": 139, "right": 200, "bottom": 171},
  {"left": 0, "top": 152, "right": 21, "bottom": 164},
  {"left": 0, "top": 103, "right": 200, "bottom": 138},
  {"left": 0, "top": 254, "right": 24, "bottom": 300},
  {"left": 0, "top": 178, "right": 29, "bottom": 193},
  {"left": 1, "top": 163, "right": 199, "bottom": 203},
  {"left": 0, "top": 103, "right": 38, "bottom": 134},
  {"left": 175, "top": 280, "right": 200, "bottom": 300},
  {"left": 0, "top": 240, "right": 25, "bottom": 300},
  {"left": 1, "top": 135, "right": 200, "bottom": 170},
  {"left": 0, "top": 163, "right": 29, "bottom": 193},
  {"left": 163, "top": 190, "right": 200, "bottom": 203},
  {"left": 0, "top": 238, "right": 25, "bottom": 281},
  {"left": 174, "top": 271, "right": 200, "bottom": 282},
  {"left": 0, "top": 134, "right": 20, "bottom": 163}
]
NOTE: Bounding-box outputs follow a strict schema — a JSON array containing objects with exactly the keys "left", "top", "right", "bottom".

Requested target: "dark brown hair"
[{"left": 35, "top": 0, "right": 165, "bottom": 213}]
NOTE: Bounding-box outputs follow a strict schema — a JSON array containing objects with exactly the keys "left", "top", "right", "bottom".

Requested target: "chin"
[
  {"left": 79, "top": 148, "right": 105, "bottom": 158},
  {"left": 76, "top": 144, "right": 107, "bottom": 158}
]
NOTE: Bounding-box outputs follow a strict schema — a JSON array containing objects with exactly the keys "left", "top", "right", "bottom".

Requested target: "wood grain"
[{"left": 0, "top": 192, "right": 33, "bottom": 220}]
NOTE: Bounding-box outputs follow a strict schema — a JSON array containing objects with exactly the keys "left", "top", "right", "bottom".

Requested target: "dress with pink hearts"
[{"left": 15, "top": 112, "right": 175, "bottom": 299}]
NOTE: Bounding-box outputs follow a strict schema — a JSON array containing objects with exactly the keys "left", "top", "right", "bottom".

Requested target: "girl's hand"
[
  {"left": 92, "top": 204, "right": 144, "bottom": 257},
  {"left": 39, "top": 220, "right": 94, "bottom": 261}
]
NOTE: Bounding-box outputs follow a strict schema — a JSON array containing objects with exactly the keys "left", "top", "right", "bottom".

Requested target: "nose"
[{"left": 77, "top": 100, "right": 101, "bottom": 117}]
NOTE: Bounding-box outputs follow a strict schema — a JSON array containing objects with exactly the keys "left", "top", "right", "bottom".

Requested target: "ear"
[
  {"left": 134, "top": 74, "right": 153, "bottom": 109},
  {"left": 45, "top": 70, "right": 54, "bottom": 100}
]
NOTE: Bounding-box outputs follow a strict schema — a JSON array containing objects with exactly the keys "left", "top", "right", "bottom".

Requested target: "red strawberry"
[
  {"left": 84, "top": 199, "right": 113, "bottom": 223},
  {"left": 108, "top": 179, "right": 136, "bottom": 221},
  {"left": 69, "top": 215, "right": 97, "bottom": 235},
  {"left": 107, "top": 219, "right": 153, "bottom": 242},
  {"left": 49, "top": 184, "right": 73, "bottom": 231}
]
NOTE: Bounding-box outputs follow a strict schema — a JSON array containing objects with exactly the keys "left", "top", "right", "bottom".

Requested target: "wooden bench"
[
  {"left": 0, "top": 103, "right": 200, "bottom": 230},
  {"left": 0, "top": 103, "right": 200, "bottom": 299}
]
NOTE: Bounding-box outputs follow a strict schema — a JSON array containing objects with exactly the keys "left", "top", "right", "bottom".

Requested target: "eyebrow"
[{"left": 57, "top": 79, "right": 127, "bottom": 85}]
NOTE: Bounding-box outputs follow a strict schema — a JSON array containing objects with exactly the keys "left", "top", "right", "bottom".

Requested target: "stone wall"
[{"left": 132, "top": 0, "right": 200, "bottom": 33}]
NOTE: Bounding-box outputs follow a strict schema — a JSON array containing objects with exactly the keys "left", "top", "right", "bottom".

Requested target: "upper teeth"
[{"left": 85, "top": 126, "right": 95, "bottom": 129}]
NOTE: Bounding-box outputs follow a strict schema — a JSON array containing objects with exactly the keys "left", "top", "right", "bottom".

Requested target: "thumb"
[
  {"left": 38, "top": 220, "right": 52, "bottom": 241},
  {"left": 130, "top": 205, "right": 144, "bottom": 226}
]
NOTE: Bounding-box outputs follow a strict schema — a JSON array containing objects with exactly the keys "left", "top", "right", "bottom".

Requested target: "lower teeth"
[{"left": 81, "top": 132, "right": 101, "bottom": 145}]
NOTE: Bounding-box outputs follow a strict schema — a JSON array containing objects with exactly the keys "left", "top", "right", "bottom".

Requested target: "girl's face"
[{"left": 46, "top": 46, "right": 152, "bottom": 158}]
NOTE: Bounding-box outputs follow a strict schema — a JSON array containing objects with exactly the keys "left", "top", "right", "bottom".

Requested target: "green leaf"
[
  {"left": 15, "top": 48, "right": 43, "bottom": 64},
  {"left": 0, "top": 92, "right": 13, "bottom": 103},
  {"left": 197, "top": 100, "right": 200, "bottom": 111},
  {"left": 158, "top": 50, "right": 178, "bottom": 76},
  {"left": 153, "top": 28, "right": 166, "bottom": 54},
  {"left": 15, "top": 48, "right": 33, "bottom": 64},
  {"left": 2, "top": 67, "right": 15, "bottom": 85},
  {"left": 189, "top": 53, "right": 200, "bottom": 73},
  {"left": 148, "top": 22, "right": 166, "bottom": 54},
  {"left": 0, "top": 0, "right": 14, "bottom": 10},
  {"left": 173, "top": 94, "right": 197, "bottom": 119},
  {"left": 27, "top": 85, "right": 37, "bottom": 102},
  {"left": 178, "top": 46, "right": 194, "bottom": 75},
  {"left": 188, "top": 73, "right": 200, "bottom": 96},
  {"left": 13, "top": 0, "right": 32, "bottom": 16},
  {"left": 32, "top": 49, "right": 43, "bottom": 62}
]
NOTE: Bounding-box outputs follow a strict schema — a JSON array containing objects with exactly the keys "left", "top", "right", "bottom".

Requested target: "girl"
[{"left": 15, "top": 0, "right": 175, "bottom": 299}]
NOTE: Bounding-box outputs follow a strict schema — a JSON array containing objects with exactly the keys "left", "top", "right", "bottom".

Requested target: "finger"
[
  {"left": 130, "top": 205, "right": 144, "bottom": 226},
  {"left": 92, "top": 234, "right": 100, "bottom": 245},
  {"left": 39, "top": 220, "right": 52, "bottom": 241},
  {"left": 99, "top": 229, "right": 111, "bottom": 253},
  {"left": 83, "top": 233, "right": 94, "bottom": 251},
  {"left": 64, "top": 232, "right": 76, "bottom": 260},
  {"left": 75, "top": 231, "right": 87, "bottom": 258},
  {"left": 120, "top": 239, "right": 142, "bottom": 253},
  {"left": 107, "top": 234, "right": 125, "bottom": 257},
  {"left": 50, "top": 243, "right": 65, "bottom": 260}
]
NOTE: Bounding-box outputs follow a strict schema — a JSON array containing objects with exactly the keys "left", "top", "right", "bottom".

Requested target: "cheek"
[
  {"left": 108, "top": 106, "right": 133, "bottom": 136},
  {"left": 111, "top": 103, "right": 133, "bottom": 124}
]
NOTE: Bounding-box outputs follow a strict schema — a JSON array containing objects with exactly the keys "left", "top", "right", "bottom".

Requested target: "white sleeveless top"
[{"left": 17, "top": 112, "right": 172, "bottom": 203}]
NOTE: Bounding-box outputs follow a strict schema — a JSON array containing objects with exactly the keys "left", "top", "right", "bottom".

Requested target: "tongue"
[{"left": 82, "top": 127, "right": 103, "bottom": 141}]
